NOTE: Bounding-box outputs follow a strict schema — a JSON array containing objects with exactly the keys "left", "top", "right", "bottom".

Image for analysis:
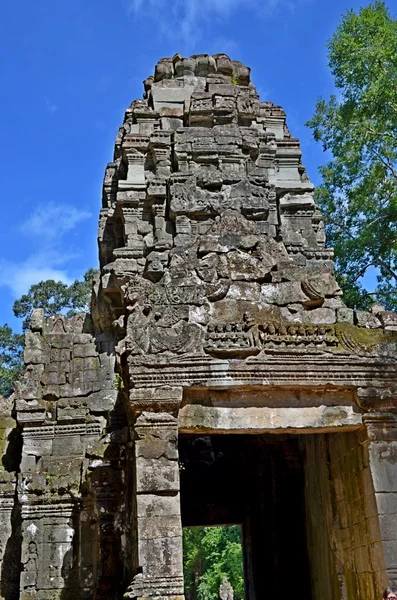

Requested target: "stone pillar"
[
  {"left": 364, "top": 413, "right": 397, "bottom": 587},
  {"left": 124, "top": 387, "right": 184, "bottom": 600}
]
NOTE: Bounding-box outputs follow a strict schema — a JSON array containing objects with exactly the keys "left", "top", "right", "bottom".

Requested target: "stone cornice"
[{"left": 128, "top": 354, "right": 397, "bottom": 391}]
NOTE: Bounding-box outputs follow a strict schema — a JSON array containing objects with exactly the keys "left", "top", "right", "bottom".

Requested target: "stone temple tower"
[{"left": 1, "top": 53, "right": 397, "bottom": 600}]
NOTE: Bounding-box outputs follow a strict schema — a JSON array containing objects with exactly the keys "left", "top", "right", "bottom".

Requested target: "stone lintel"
[{"left": 178, "top": 404, "right": 362, "bottom": 434}]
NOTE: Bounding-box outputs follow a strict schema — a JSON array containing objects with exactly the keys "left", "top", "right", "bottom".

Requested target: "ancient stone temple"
[{"left": 1, "top": 53, "right": 397, "bottom": 600}]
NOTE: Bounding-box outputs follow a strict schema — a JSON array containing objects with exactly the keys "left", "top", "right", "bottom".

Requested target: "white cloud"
[
  {"left": 20, "top": 202, "right": 91, "bottom": 243},
  {"left": 0, "top": 202, "right": 93, "bottom": 299},
  {"left": 124, "top": 0, "right": 295, "bottom": 45},
  {"left": 0, "top": 254, "right": 73, "bottom": 297},
  {"left": 44, "top": 96, "right": 57, "bottom": 115}
]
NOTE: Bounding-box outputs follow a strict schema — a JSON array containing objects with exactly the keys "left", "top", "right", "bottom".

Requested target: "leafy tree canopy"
[
  {"left": 0, "top": 325, "right": 24, "bottom": 398},
  {"left": 306, "top": 1, "right": 397, "bottom": 310},
  {"left": 183, "top": 526, "right": 245, "bottom": 600},
  {"left": 13, "top": 268, "right": 98, "bottom": 331},
  {"left": 0, "top": 268, "right": 97, "bottom": 396}
]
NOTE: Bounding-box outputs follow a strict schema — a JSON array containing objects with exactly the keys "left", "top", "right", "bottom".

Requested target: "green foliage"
[
  {"left": 0, "top": 324, "right": 24, "bottom": 397},
  {"left": 13, "top": 268, "right": 98, "bottom": 331},
  {"left": 306, "top": 1, "right": 397, "bottom": 310},
  {"left": 231, "top": 73, "right": 238, "bottom": 86},
  {"left": 183, "top": 526, "right": 245, "bottom": 600}
]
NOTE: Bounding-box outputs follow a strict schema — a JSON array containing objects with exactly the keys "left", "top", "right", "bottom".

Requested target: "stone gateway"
[{"left": 1, "top": 53, "right": 397, "bottom": 600}]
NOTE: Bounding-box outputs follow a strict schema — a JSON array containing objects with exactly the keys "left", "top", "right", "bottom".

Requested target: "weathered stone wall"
[
  {"left": 12, "top": 310, "right": 128, "bottom": 599},
  {"left": 0, "top": 395, "right": 20, "bottom": 600},
  {"left": 304, "top": 431, "right": 388, "bottom": 599}
]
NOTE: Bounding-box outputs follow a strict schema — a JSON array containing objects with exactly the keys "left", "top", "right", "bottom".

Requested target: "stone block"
[
  {"left": 72, "top": 333, "right": 94, "bottom": 345},
  {"left": 136, "top": 493, "right": 181, "bottom": 518},
  {"left": 379, "top": 513, "right": 397, "bottom": 541},
  {"left": 375, "top": 492, "right": 397, "bottom": 515},
  {"left": 356, "top": 310, "right": 382, "bottom": 328},
  {"left": 383, "top": 540, "right": 397, "bottom": 567},
  {"left": 50, "top": 348, "right": 72, "bottom": 362},
  {"left": 377, "top": 311, "right": 397, "bottom": 330},
  {"left": 24, "top": 438, "right": 53, "bottom": 457},
  {"left": 72, "top": 356, "right": 100, "bottom": 371},
  {"left": 138, "top": 536, "right": 183, "bottom": 576},
  {"left": 42, "top": 384, "right": 61, "bottom": 398},
  {"left": 24, "top": 332, "right": 50, "bottom": 364},
  {"left": 20, "top": 454, "right": 36, "bottom": 472},
  {"left": 152, "top": 85, "right": 195, "bottom": 111},
  {"left": 136, "top": 456, "right": 179, "bottom": 493},
  {"left": 357, "top": 572, "right": 375, "bottom": 599},
  {"left": 279, "top": 192, "right": 314, "bottom": 209},
  {"left": 136, "top": 431, "right": 177, "bottom": 460},
  {"left": 369, "top": 442, "right": 397, "bottom": 492},
  {"left": 370, "top": 541, "right": 388, "bottom": 572},
  {"left": 52, "top": 435, "right": 84, "bottom": 456},
  {"left": 48, "top": 334, "right": 73, "bottom": 349},
  {"left": 57, "top": 397, "right": 87, "bottom": 421},
  {"left": 21, "top": 571, "right": 37, "bottom": 588},
  {"left": 355, "top": 544, "right": 371, "bottom": 573},
  {"left": 367, "top": 515, "right": 382, "bottom": 542},
  {"left": 86, "top": 389, "right": 117, "bottom": 412},
  {"left": 137, "top": 515, "right": 182, "bottom": 540},
  {"left": 260, "top": 282, "right": 308, "bottom": 305},
  {"left": 337, "top": 307, "right": 355, "bottom": 324},
  {"left": 226, "top": 282, "right": 260, "bottom": 302},
  {"left": 41, "top": 369, "right": 66, "bottom": 386},
  {"left": 47, "top": 360, "right": 71, "bottom": 373},
  {"left": 30, "top": 308, "right": 45, "bottom": 332},
  {"left": 301, "top": 307, "right": 337, "bottom": 324}
]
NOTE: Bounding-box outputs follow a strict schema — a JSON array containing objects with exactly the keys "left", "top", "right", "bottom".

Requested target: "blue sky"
[{"left": 0, "top": 0, "right": 381, "bottom": 330}]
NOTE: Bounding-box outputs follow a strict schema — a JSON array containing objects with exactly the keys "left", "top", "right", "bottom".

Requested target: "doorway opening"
[
  {"left": 183, "top": 525, "right": 245, "bottom": 600},
  {"left": 179, "top": 433, "right": 312, "bottom": 600}
]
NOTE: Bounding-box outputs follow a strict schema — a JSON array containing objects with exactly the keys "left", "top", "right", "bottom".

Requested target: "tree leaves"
[
  {"left": 0, "top": 324, "right": 24, "bottom": 397},
  {"left": 183, "top": 526, "right": 245, "bottom": 600},
  {"left": 13, "top": 268, "right": 98, "bottom": 331},
  {"left": 306, "top": 1, "right": 397, "bottom": 310}
]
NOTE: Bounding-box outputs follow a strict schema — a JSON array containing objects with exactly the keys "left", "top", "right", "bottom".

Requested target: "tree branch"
[{"left": 324, "top": 215, "right": 397, "bottom": 281}]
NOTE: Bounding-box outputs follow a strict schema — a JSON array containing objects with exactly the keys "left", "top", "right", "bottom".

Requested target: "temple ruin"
[{"left": 1, "top": 53, "right": 397, "bottom": 599}]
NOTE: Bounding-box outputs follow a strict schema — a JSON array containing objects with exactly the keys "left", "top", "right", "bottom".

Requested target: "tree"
[
  {"left": 13, "top": 268, "right": 98, "bottom": 331},
  {"left": 306, "top": 1, "right": 397, "bottom": 311},
  {"left": 183, "top": 526, "right": 245, "bottom": 600},
  {"left": 0, "top": 268, "right": 97, "bottom": 396},
  {"left": 0, "top": 325, "right": 24, "bottom": 397}
]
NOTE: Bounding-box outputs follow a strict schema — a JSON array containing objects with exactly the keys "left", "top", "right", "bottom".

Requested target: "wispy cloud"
[
  {"left": 123, "top": 0, "right": 295, "bottom": 45},
  {"left": 0, "top": 254, "right": 73, "bottom": 297},
  {"left": 0, "top": 203, "right": 92, "bottom": 298},
  {"left": 20, "top": 202, "right": 91, "bottom": 243},
  {"left": 44, "top": 96, "right": 57, "bottom": 115}
]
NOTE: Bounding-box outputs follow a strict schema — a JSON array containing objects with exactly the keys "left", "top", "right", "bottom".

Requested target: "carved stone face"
[
  {"left": 145, "top": 251, "right": 169, "bottom": 282},
  {"left": 197, "top": 253, "right": 219, "bottom": 283}
]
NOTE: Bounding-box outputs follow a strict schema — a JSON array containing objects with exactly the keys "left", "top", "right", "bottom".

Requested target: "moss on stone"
[{"left": 335, "top": 322, "right": 396, "bottom": 351}]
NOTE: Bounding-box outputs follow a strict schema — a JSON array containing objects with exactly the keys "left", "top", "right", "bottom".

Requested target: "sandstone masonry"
[{"left": 1, "top": 53, "right": 397, "bottom": 600}]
